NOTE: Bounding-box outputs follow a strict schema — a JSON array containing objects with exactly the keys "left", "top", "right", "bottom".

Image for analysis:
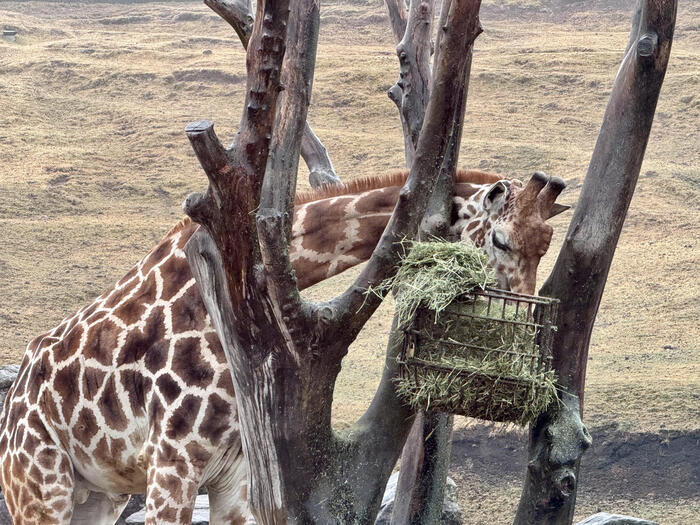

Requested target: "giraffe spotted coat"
[{"left": 0, "top": 170, "right": 565, "bottom": 524}]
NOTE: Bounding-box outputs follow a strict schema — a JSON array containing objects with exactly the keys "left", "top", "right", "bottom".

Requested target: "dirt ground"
[{"left": 0, "top": 0, "right": 697, "bottom": 523}]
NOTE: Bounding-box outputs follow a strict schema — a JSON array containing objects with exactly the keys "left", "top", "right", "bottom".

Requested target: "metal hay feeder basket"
[{"left": 398, "top": 288, "right": 559, "bottom": 423}]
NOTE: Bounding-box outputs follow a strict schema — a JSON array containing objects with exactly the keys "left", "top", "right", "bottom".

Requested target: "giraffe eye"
[{"left": 492, "top": 231, "right": 511, "bottom": 252}]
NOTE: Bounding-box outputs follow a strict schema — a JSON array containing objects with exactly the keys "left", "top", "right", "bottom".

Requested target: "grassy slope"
[{"left": 0, "top": 0, "right": 698, "bottom": 521}]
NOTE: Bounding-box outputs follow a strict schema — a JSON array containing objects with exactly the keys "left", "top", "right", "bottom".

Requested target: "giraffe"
[{"left": 0, "top": 169, "right": 566, "bottom": 525}]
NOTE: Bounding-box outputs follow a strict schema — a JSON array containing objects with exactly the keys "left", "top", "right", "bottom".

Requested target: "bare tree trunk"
[
  {"left": 514, "top": 0, "right": 677, "bottom": 523},
  {"left": 390, "top": 0, "right": 481, "bottom": 521},
  {"left": 204, "top": 0, "right": 340, "bottom": 187},
  {"left": 183, "top": 0, "right": 483, "bottom": 522}
]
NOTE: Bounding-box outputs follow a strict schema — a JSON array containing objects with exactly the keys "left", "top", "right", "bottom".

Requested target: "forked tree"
[{"left": 181, "top": 0, "right": 677, "bottom": 523}]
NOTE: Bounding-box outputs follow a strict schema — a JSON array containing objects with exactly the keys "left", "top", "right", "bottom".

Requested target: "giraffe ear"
[
  {"left": 547, "top": 202, "right": 571, "bottom": 219},
  {"left": 483, "top": 181, "right": 508, "bottom": 211}
]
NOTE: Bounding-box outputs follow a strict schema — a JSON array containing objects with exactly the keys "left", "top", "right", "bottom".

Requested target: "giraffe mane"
[
  {"left": 164, "top": 170, "right": 504, "bottom": 239},
  {"left": 294, "top": 169, "right": 503, "bottom": 205}
]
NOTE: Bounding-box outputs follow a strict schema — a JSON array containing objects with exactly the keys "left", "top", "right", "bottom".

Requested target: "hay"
[
  {"left": 374, "top": 239, "right": 495, "bottom": 327},
  {"left": 388, "top": 240, "right": 558, "bottom": 425}
]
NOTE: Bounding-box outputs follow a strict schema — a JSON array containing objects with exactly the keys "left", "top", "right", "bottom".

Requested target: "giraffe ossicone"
[{"left": 0, "top": 169, "right": 566, "bottom": 524}]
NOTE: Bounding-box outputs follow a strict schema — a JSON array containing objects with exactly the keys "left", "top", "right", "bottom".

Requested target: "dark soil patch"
[{"left": 450, "top": 423, "right": 700, "bottom": 500}]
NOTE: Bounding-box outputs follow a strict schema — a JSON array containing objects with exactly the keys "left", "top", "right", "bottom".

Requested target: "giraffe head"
[{"left": 453, "top": 172, "right": 568, "bottom": 295}]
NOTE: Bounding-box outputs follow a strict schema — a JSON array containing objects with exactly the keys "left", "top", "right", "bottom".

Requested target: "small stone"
[
  {"left": 575, "top": 512, "right": 659, "bottom": 525},
  {"left": 374, "top": 471, "right": 463, "bottom": 524}
]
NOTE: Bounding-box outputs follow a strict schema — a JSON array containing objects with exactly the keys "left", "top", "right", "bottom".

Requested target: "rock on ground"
[
  {"left": 0, "top": 365, "right": 19, "bottom": 411},
  {"left": 374, "top": 471, "right": 463, "bottom": 525},
  {"left": 576, "top": 512, "right": 659, "bottom": 525}
]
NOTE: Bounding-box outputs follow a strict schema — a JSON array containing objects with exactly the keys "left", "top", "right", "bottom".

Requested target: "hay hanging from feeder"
[{"left": 385, "top": 240, "right": 559, "bottom": 425}]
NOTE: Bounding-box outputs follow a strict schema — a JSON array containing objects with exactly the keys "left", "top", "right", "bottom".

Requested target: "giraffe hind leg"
[{"left": 1, "top": 444, "right": 75, "bottom": 524}]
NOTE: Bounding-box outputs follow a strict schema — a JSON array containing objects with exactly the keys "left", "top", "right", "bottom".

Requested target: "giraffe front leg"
[{"left": 144, "top": 442, "right": 201, "bottom": 525}]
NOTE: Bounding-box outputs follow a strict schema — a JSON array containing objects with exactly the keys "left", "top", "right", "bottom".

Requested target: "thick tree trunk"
[
  {"left": 514, "top": 0, "right": 677, "bottom": 523},
  {"left": 183, "top": 0, "right": 483, "bottom": 522}
]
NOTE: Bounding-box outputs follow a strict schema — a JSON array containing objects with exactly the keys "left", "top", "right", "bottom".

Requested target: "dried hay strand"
[{"left": 388, "top": 240, "right": 558, "bottom": 425}]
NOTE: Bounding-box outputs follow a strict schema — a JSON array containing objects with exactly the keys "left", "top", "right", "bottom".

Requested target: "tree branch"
[
  {"left": 389, "top": 0, "right": 435, "bottom": 168},
  {"left": 256, "top": 0, "right": 321, "bottom": 325},
  {"left": 206, "top": 0, "right": 339, "bottom": 187},
  {"left": 384, "top": 0, "right": 409, "bottom": 44},
  {"left": 327, "top": 0, "right": 483, "bottom": 344}
]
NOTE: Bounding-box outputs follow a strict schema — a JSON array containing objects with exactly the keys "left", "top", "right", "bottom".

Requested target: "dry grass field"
[{"left": 0, "top": 0, "right": 698, "bottom": 523}]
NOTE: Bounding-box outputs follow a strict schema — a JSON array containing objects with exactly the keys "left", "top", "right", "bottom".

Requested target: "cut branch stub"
[
  {"left": 185, "top": 120, "right": 230, "bottom": 181},
  {"left": 637, "top": 31, "right": 658, "bottom": 58}
]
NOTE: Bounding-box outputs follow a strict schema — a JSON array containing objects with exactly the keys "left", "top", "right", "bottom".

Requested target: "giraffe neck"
[{"left": 290, "top": 178, "right": 498, "bottom": 290}]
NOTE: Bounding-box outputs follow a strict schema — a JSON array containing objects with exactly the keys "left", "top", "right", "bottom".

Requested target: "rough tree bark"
[
  {"left": 514, "top": 0, "right": 677, "bottom": 523},
  {"left": 182, "top": 0, "right": 483, "bottom": 522},
  {"left": 388, "top": 0, "right": 481, "bottom": 522},
  {"left": 204, "top": 0, "right": 341, "bottom": 187}
]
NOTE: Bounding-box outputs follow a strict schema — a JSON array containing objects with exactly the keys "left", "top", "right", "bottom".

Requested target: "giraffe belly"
[{"left": 61, "top": 402, "right": 150, "bottom": 495}]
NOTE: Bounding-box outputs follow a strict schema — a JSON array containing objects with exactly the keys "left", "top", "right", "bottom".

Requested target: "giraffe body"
[{"left": 0, "top": 170, "right": 565, "bottom": 524}]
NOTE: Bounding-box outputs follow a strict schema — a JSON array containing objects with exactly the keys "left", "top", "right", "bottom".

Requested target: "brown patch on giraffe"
[
  {"left": 94, "top": 436, "right": 128, "bottom": 470},
  {"left": 53, "top": 360, "right": 82, "bottom": 423},
  {"left": 216, "top": 369, "right": 234, "bottom": 394},
  {"left": 54, "top": 324, "right": 84, "bottom": 362},
  {"left": 84, "top": 318, "right": 119, "bottom": 367},
  {"left": 120, "top": 369, "right": 150, "bottom": 415},
  {"left": 104, "top": 272, "right": 140, "bottom": 309},
  {"left": 148, "top": 396, "right": 165, "bottom": 437},
  {"left": 82, "top": 367, "right": 107, "bottom": 401},
  {"left": 80, "top": 301, "right": 99, "bottom": 320},
  {"left": 166, "top": 394, "right": 201, "bottom": 440},
  {"left": 158, "top": 255, "right": 193, "bottom": 302},
  {"left": 172, "top": 338, "right": 213, "bottom": 388},
  {"left": 37, "top": 447, "right": 57, "bottom": 470},
  {"left": 155, "top": 374, "right": 181, "bottom": 404},
  {"left": 198, "top": 393, "right": 231, "bottom": 446},
  {"left": 170, "top": 284, "right": 207, "bottom": 333},
  {"left": 224, "top": 508, "right": 247, "bottom": 525},
  {"left": 184, "top": 441, "right": 211, "bottom": 469},
  {"left": 26, "top": 352, "right": 52, "bottom": 405},
  {"left": 157, "top": 472, "right": 184, "bottom": 502},
  {"left": 6, "top": 399, "right": 28, "bottom": 430},
  {"left": 140, "top": 237, "right": 173, "bottom": 276},
  {"left": 117, "top": 266, "right": 138, "bottom": 287},
  {"left": 23, "top": 432, "right": 40, "bottom": 457},
  {"left": 98, "top": 376, "right": 129, "bottom": 431},
  {"left": 85, "top": 309, "right": 108, "bottom": 325},
  {"left": 73, "top": 407, "right": 99, "bottom": 447},
  {"left": 355, "top": 214, "right": 392, "bottom": 252},
  {"left": 113, "top": 272, "right": 158, "bottom": 326},
  {"left": 204, "top": 332, "right": 226, "bottom": 364},
  {"left": 354, "top": 186, "right": 399, "bottom": 215},
  {"left": 160, "top": 505, "right": 179, "bottom": 522},
  {"left": 118, "top": 306, "right": 166, "bottom": 365}
]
